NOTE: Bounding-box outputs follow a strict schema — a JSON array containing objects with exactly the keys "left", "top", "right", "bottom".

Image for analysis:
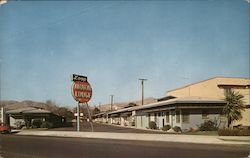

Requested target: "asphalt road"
[
  {"left": 50, "top": 121, "right": 166, "bottom": 134},
  {"left": 1, "top": 135, "right": 249, "bottom": 158}
]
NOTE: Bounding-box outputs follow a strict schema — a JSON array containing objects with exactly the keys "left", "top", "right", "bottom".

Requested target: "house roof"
[{"left": 167, "top": 77, "right": 250, "bottom": 94}]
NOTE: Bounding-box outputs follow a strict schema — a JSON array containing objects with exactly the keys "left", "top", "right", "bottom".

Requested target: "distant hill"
[
  {"left": 0, "top": 97, "right": 157, "bottom": 112},
  {"left": 0, "top": 100, "right": 49, "bottom": 110},
  {"left": 96, "top": 97, "right": 157, "bottom": 112}
]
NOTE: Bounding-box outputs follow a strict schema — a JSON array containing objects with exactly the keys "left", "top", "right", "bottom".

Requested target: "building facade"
[
  {"left": 166, "top": 77, "right": 250, "bottom": 127},
  {"left": 94, "top": 77, "right": 250, "bottom": 131},
  {"left": 133, "top": 97, "right": 227, "bottom": 130}
]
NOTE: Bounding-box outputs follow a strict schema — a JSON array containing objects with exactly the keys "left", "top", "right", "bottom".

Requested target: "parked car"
[{"left": 0, "top": 123, "right": 11, "bottom": 134}]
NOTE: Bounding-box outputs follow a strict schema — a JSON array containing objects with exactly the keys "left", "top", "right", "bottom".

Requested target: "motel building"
[{"left": 94, "top": 77, "right": 250, "bottom": 131}]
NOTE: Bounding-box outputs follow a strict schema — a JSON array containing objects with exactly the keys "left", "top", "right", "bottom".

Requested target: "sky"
[{"left": 0, "top": 0, "right": 249, "bottom": 107}]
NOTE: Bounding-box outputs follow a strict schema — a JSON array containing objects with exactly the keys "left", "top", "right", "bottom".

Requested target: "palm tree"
[{"left": 223, "top": 89, "right": 245, "bottom": 128}]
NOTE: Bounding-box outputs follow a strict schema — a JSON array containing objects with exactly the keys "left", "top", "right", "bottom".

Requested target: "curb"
[
  {"left": 218, "top": 136, "right": 250, "bottom": 142},
  {"left": 15, "top": 131, "right": 250, "bottom": 145}
]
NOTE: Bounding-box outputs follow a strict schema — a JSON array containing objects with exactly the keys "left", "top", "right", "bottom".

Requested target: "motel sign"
[{"left": 71, "top": 74, "right": 92, "bottom": 103}]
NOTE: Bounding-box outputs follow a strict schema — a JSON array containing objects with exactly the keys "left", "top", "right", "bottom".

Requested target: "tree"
[
  {"left": 45, "top": 100, "right": 74, "bottom": 121},
  {"left": 73, "top": 105, "right": 89, "bottom": 118},
  {"left": 45, "top": 100, "right": 58, "bottom": 113},
  {"left": 55, "top": 107, "right": 74, "bottom": 121},
  {"left": 223, "top": 89, "right": 245, "bottom": 128},
  {"left": 128, "top": 102, "right": 137, "bottom": 107},
  {"left": 92, "top": 107, "right": 101, "bottom": 115}
]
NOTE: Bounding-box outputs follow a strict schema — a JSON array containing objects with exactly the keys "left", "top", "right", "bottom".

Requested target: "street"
[{"left": 1, "top": 135, "right": 249, "bottom": 158}]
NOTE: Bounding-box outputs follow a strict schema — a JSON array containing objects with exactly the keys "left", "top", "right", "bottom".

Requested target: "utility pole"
[
  {"left": 98, "top": 102, "right": 101, "bottom": 109},
  {"left": 139, "top": 78, "right": 147, "bottom": 105},
  {"left": 110, "top": 95, "right": 114, "bottom": 111}
]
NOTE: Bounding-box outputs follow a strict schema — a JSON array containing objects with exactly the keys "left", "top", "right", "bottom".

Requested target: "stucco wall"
[
  {"left": 181, "top": 109, "right": 227, "bottom": 130},
  {"left": 135, "top": 111, "right": 148, "bottom": 128},
  {"left": 167, "top": 77, "right": 250, "bottom": 104},
  {"left": 232, "top": 108, "right": 250, "bottom": 126}
]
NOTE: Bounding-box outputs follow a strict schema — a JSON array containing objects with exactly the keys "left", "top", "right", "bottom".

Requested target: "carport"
[{"left": 6, "top": 107, "right": 62, "bottom": 128}]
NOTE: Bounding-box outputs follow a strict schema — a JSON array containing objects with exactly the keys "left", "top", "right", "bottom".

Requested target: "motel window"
[
  {"left": 176, "top": 110, "right": 180, "bottom": 123},
  {"left": 182, "top": 111, "right": 190, "bottom": 123},
  {"left": 159, "top": 112, "right": 162, "bottom": 117},
  {"left": 202, "top": 110, "right": 209, "bottom": 119},
  {"left": 165, "top": 112, "right": 170, "bottom": 123}
]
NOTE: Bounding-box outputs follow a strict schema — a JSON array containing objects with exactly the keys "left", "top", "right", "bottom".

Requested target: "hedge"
[{"left": 218, "top": 129, "right": 250, "bottom": 136}]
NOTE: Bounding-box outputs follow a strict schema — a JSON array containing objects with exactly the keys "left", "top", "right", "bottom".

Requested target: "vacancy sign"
[{"left": 71, "top": 74, "right": 92, "bottom": 103}]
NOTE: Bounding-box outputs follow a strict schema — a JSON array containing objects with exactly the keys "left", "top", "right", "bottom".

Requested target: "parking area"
[{"left": 49, "top": 121, "right": 165, "bottom": 134}]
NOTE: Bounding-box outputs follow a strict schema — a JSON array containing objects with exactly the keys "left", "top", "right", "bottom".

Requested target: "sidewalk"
[{"left": 16, "top": 130, "right": 250, "bottom": 145}]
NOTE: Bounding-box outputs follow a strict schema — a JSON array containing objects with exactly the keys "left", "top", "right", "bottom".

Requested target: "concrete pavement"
[
  {"left": 2, "top": 135, "right": 249, "bottom": 158},
  {"left": 15, "top": 130, "right": 250, "bottom": 145}
]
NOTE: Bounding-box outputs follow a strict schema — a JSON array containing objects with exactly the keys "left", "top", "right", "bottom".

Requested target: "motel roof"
[
  {"left": 93, "top": 111, "right": 108, "bottom": 117},
  {"left": 108, "top": 106, "right": 135, "bottom": 115},
  {"left": 106, "top": 97, "right": 226, "bottom": 115}
]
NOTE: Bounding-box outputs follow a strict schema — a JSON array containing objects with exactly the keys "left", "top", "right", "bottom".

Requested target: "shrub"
[
  {"left": 131, "top": 121, "right": 135, "bottom": 126},
  {"left": 173, "top": 126, "right": 182, "bottom": 132},
  {"left": 40, "top": 121, "right": 53, "bottom": 129},
  {"left": 199, "top": 120, "right": 218, "bottom": 131},
  {"left": 149, "top": 121, "right": 157, "bottom": 129},
  {"left": 32, "top": 119, "right": 42, "bottom": 128},
  {"left": 162, "top": 125, "right": 171, "bottom": 131},
  {"left": 218, "top": 129, "right": 250, "bottom": 136}
]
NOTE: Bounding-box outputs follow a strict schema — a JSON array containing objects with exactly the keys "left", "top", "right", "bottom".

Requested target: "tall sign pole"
[
  {"left": 77, "top": 102, "right": 80, "bottom": 131},
  {"left": 139, "top": 78, "right": 147, "bottom": 105},
  {"left": 71, "top": 74, "right": 92, "bottom": 132}
]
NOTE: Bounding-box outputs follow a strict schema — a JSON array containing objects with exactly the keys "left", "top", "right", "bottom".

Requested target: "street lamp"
[{"left": 139, "top": 78, "right": 147, "bottom": 105}]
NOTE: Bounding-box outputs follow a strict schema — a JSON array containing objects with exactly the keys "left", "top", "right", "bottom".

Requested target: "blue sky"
[{"left": 0, "top": 0, "right": 249, "bottom": 107}]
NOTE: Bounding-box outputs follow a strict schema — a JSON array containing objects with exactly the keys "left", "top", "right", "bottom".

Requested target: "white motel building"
[{"left": 94, "top": 77, "right": 250, "bottom": 131}]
